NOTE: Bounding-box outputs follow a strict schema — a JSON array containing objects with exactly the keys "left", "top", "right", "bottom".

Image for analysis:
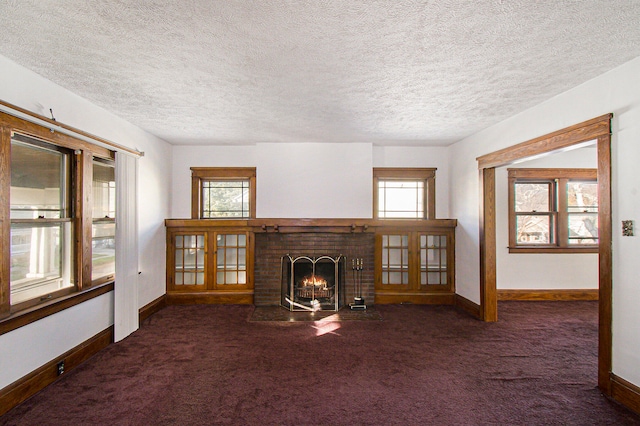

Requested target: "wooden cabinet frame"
[
  {"left": 166, "top": 226, "right": 255, "bottom": 304},
  {"left": 374, "top": 227, "right": 455, "bottom": 304},
  {"left": 165, "top": 218, "right": 457, "bottom": 306}
]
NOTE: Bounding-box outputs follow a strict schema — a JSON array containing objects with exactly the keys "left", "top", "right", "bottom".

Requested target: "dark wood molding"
[
  {"left": 139, "top": 295, "right": 167, "bottom": 324},
  {"left": 479, "top": 168, "right": 497, "bottom": 322},
  {"left": 0, "top": 99, "right": 140, "bottom": 157},
  {"left": 476, "top": 114, "right": 612, "bottom": 169},
  {"left": 0, "top": 111, "right": 113, "bottom": 160},
  {"left": 165, "top": 218, "right": 457, "bottom": 233},
  {"left": 0, "top": 282, "right": 114, "bottom": 336},
  {"left": 507, "top": 246, "right": 599, "bottom": 254},
  {"left": 166, "top": 291, "right": 254, "bottom": 305},
  {"left": 190, "top": 167, "right": 257, "bottom": 219},
  {"left": 0, "top": 126, "right": 10, "bottom": 319},
  {"left": 372, "top": 168, "right": 437, "bottom": 219},
  {"left": 497, "top": 289, "right": 598, "bottom": 301},
  {"left": 477, "top": 115, "right": 613, "bottom": 402},
  {"left": 373, "top": 292, "right": 455, "bottom": 305},
  {"left": 597, "top": 134, "right": 613, "bottom": 396},
  {"left": 454, "top": 294, "right": 481, "bottom": 319},
  {"left": 0, "top": 326, "right": 113, "bottom": 416},
  {"left": 611, "top": 374, "right": 640, "bottom": 416}
]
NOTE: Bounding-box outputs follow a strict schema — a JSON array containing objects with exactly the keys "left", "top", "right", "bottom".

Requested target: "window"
[
  {"left": 9, "top": 135, "right": 75, "bottom": 307},
  {"left": 92, "top": 159, "right": 116, "bottom": 282},
  {"left": 508, "top": 168, "right": 598, "bottom": 253},
  {"left": 1, "top": 111, "right": 117, "bottom": 324},
  {"left": 191, "top": 167, "right": 256, "bottom": 219},
  {"left": 373, "top": 168, "right": 436, "bottom": 219}
]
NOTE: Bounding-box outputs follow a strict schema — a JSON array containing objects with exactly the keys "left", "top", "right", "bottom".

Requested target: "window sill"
[
  {"left": 0, "top": 281, "right": 114, "bottom": 336},
  {"left": 508, "top": 246, "right": 598, "bottom": 254}
]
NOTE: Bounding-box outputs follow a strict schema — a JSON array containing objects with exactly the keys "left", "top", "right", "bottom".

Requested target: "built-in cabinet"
[
  {"left": 166, "top": 226, "right": 254, "bottom": 304},
  {"left": 165, "top": 219, "right": 456, "bottom": 305},
  {"left": 374, "top": 229, "right": 455, "bottom": 304}
]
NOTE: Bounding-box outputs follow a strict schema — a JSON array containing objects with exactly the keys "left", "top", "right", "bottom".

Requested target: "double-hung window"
[
  {"left": 373, "top": 168, "right": 436, "bottom": 219},
  {"left": 508, "top": 168, "right": 598, "bottom": 252},
  {"left": 191, "top": 167, "right": 256, "bottom": 219},
  {"left": 9, "top": 134, "right": 75, "bottom": 308}
]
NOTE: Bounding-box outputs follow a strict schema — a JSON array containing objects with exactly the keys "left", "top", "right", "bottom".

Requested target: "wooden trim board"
[
  {"left": 454, "top": 294, "right": 481, "bottom": 319},
  {"left": 611, "top": 374, "right": 640, "bottom": 416},
  {"left": 139, "top": 295, "right": 167, "bottom": 324},
  {"left": 497, "top": 289, "right": 598, "bottom": 301}
]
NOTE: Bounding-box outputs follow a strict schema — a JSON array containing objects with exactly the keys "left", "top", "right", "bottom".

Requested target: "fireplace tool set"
[{"left": 350, "top": 258, "right": 366, "bottom": 310}]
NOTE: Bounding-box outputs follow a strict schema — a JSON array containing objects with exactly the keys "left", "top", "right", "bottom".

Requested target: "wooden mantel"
[{"left": 164, "top": 218, "right": 458, "bottom": 233}]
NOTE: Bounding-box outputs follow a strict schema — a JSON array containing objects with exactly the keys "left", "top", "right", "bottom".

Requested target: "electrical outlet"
[
  {"left": 57, "top": 360, "right": 65, "bottom": 376},
  {"left": 622, "top": 220, "right": 634, "bottom": 237}
]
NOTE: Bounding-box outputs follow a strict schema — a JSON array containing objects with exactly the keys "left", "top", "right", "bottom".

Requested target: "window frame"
[
  {"left": 508, "top": 168, "right": 598, "bottom": 253},
  {"left": 373, "top": 168, "right": 436, "bottom": 220},
  {"left": 9, "top": 136, "right": 76, "bottom": 311},
  {"left": 1, "top": 111, "right": 115, "bottom": 329},
  {"left": 190, "top": 167, "right": 256, "bottom": 219},
  {"left": 91, "top": 158, "right": 116, "bottom": 285}
]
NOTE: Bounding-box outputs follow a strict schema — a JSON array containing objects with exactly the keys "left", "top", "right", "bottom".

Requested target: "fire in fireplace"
[{"left": 281, "top": 255, "right": 345, "bottom": 312}]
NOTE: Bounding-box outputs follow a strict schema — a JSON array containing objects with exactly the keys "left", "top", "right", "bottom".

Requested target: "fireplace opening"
[{"left": 281, "top": 255, "right": 345, "bottom": 312}]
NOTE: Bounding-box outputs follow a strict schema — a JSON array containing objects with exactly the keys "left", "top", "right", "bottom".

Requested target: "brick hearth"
[{"left": 254, "top": 233, "right": 375, "bottom": 306}]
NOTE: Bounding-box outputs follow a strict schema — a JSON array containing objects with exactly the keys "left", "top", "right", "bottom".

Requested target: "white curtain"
[{"left": 114, "top": 152, "right": 139, "bottom": 342}]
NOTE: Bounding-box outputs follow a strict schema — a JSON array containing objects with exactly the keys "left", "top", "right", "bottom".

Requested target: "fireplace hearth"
[{"left": 281, "top": 255, "right": 345, "bottom": 312}]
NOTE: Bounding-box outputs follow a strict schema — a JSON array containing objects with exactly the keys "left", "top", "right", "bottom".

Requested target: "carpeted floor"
[{"left": 2, "top": 301, "right": 639, "bottom": 425}]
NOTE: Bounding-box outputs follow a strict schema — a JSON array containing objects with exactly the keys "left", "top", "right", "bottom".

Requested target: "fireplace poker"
[{"left": 350, "top": 258, "right": 366, "bottom": 310}]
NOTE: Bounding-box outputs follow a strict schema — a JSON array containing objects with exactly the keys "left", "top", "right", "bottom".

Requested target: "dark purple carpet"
[{"left": 2, "top": 301, "right": 639, "bottom": 425}]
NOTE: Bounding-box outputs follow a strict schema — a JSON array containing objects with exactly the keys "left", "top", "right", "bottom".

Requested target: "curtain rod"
[{"left": 0, "top": 99, "right": 144, "bottom": 157}]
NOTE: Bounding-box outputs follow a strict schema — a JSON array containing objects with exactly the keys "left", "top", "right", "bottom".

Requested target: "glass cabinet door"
[
  {"left": 378, "top": 234, "right": 410, "bottom": 290},
  {"left": 420, "top": 234, "right": 448, "bottom": 287},
  {"left": 215, "top": 233, "right": 248, "bottom": 287},
  {"left": 173, "top": 234, "right": 206, "bottom": 287}
]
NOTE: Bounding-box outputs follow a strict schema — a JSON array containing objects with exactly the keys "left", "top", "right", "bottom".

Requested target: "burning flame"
[{"left": 301, "top": 275, "right": 327, "bottom": 287}]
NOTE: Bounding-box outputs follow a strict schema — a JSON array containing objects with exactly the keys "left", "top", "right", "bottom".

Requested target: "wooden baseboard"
[
  {"left": 611, "top": 373, "right": 640, "bottom": 415},
  {"left": 139, "top": 294, "right": 167, "bottom": 324},
  {"left": 166, "top": 291, "right": 254, "bottom": 305},
  {"left": 497, "top": 289, "right": 599, "bottom": 301},
  {"left": 0, "top": 326, "right": 113, "bottom": 416},
  {"left": 454, "top": 294, "right": 481, "bottom": 319},
  {"left": 374, "top": 292, "right": 455, "bottom": 305}
]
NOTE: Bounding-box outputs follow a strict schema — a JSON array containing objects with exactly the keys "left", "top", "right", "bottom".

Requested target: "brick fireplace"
[{"left": 254, "top": 232, "right": 375, "bottom": 307}]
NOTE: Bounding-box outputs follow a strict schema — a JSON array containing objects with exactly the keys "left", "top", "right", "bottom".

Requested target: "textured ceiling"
[{"left": 1, "top": 1, "right": 640, "bottom": 146}]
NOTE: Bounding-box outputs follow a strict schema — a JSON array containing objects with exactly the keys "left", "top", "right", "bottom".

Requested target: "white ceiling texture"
[{"left": 1, "top": 1, "right": 640, "bottom": 146}]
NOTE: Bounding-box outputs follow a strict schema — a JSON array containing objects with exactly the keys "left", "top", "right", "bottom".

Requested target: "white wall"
[
  {"left": 171, "top": 143, "right": 452, "bottom": 219},
  {"left": 449, "top": 55, "right": 640, "bottom": 387},
  {"left": 0, "top": 292, "right": 113, "bottom": 387},
  {"left": 495, "top": 147, "right": 598, "bottom": 290},
  {"left": 0, "top": 55, "right": 172, "bottom": 389}
]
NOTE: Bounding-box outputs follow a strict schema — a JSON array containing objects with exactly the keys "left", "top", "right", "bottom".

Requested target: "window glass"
[
  {"left": 216, "top": 233, "right": 247, "bottom": 285},
  {"left": 11, "top": 138, "right": 68, "bottom": 219},
  {"left": 567, "top": 181, "right": 598, "bottom": 245},
  {"left": 93, "top": 161, "right": 116, "bottom": 219},
  {"left": 92, "top": 160, "right": 116, "bottom": 281},
  {"left": 377, "top": 180, "right": 424, "bottom": 218},
  {"left": 10, "top": 135, "right": 74, "bottom": 305},
  {"left": 202, "top": 180, "right": 250, "bottom": 218},
  {"left": 514, "top": 183, "right": 550, "bottom": 213},
  {"left": 516, "top": 215, "right": 552, "bottom": 244}
]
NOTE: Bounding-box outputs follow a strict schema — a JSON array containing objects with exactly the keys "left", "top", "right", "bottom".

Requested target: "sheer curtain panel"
[{"left": 114, "top": 152, "right": 139, "bottom": 341}]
